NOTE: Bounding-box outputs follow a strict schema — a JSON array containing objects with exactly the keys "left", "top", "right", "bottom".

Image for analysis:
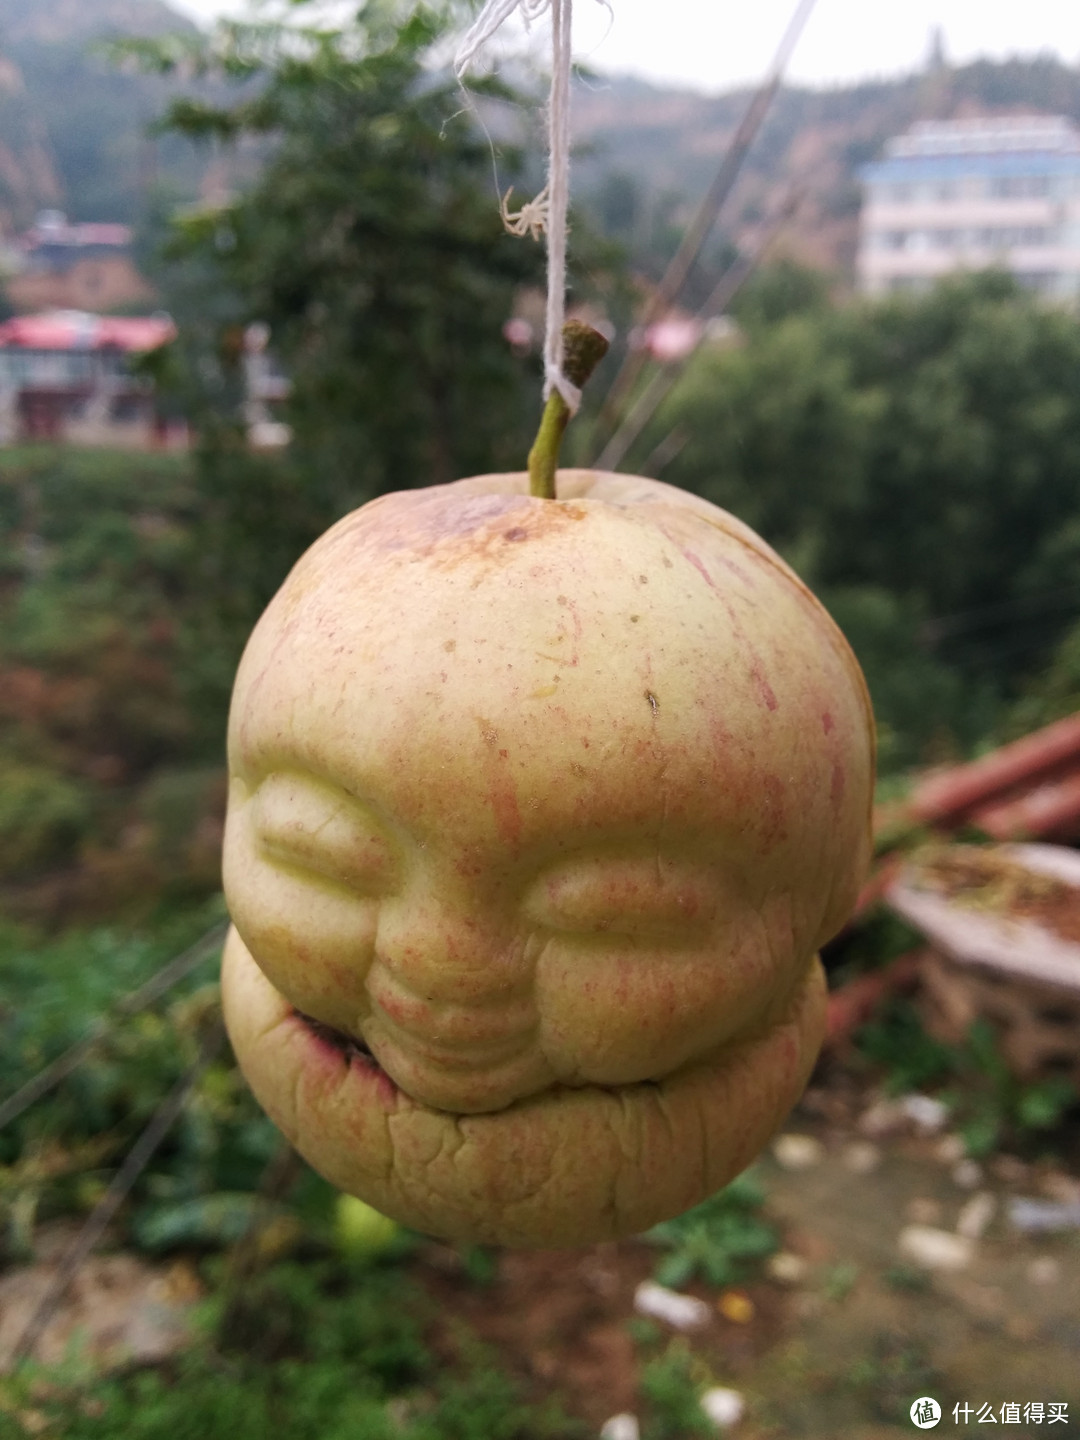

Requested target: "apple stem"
[{"left": 528, "top": 321, "right": 610, "bottom": 499}]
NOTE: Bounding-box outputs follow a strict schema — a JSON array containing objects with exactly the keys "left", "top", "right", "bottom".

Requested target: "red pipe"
[
  {"left": 909, "top": 713, "right": 1080, "bottom": 827},
  {"left": 973, "top": 767, "right": 1080, "bottom": 842}
]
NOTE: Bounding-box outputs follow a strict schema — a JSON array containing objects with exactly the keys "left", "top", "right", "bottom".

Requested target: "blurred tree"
[
  {"left": 1009, "top": 614, "right": 1080, "bottom": 737},
  {"left": 162, "top": 8, "right": 542, "bottom": 494},
  {"left": 596, "top": 170, "right": 642, "bottom": 241},
  {"left": 730, "top": 256, "right": 832, "bottom": 330},
  {"left": 125, "top": 1, "right": 547, "bottom": 696},
  {"left": 646, "top": 269, "right": 1080, "bottom": 765}
]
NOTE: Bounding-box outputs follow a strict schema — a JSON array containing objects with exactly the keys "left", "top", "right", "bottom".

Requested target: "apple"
[
  {"left": 333, "top": 1194, "right": 400, "bottom": 1259},
  {"left": 221, "top": 468, "right": 874, "bottom": 1247}
]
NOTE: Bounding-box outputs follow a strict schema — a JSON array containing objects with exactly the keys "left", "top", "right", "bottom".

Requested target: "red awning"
[{"left": 0, "top": 311, "right": 176, "bottom": 353}]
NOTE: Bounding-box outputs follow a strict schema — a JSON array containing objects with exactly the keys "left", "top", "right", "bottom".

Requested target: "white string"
[
  {"left": 454, "top": 0, "right": 552, "bottom": 72},
  {"left": 542, "top": 0, "right": 578, "bottom": 410},
  {"left": 455, "top": 0, "right": 592, "bottom": 414}
]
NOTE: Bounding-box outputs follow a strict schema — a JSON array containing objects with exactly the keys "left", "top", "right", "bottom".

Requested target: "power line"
[
  {"left": 922, "top": 585, "right": 1080, "bottom": 642},
  {"left": 639, "top": 425, "right": 688, "bottom": 479},
  {"left": 588, "top": 0, "right": 818, "bottom": 458},
  {"left": 11, "top": 1023, "right": 225, "bottom": 1368},
  {"left": 595, "top": 190, "right": 799, "bottom": 473},
  {"left": 0, "top": 921, "right": 228, "bottom": 1134}
]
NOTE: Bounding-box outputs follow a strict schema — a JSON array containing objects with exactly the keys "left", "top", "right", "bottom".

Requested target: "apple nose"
[{"left": 368, "top": 892, "right": 532, "bottom": 1012}]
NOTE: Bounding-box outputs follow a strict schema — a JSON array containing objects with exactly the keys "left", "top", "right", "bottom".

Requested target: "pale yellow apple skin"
[{"left": 221, "top": 469, "right": 874, "bottom": 1247}]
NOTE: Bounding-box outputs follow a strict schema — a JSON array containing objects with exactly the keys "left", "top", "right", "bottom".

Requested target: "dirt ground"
[
  {"left": 4, "top": 1075, "right": 1077, "bottom": 1437},
  {"left": 420, "top": 1075, "right": 1080, "bottom": 1438}
]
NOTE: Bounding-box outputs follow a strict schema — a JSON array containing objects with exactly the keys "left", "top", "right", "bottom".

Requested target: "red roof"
[
  {"left": 22, "top": 222, "right": 133, "bottom": 251},
  {"left": 0, "top": 311, "right": 175, "bottom": 353}
]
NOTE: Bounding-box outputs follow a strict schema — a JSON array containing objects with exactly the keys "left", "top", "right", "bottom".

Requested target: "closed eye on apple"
[
  {"left": 252, "top": 772, "right": 399, "bottom": 893},
  {"left": 523, "top": 853, "right": 719, "bottom": 940}
]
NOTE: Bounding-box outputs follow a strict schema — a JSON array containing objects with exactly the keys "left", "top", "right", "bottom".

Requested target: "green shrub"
[
  {"left": 644, "top": 1170, "right": 777, "bottom": 1288},
  {"left": 639, "top": 1342, "right": 714, "bottom": 1440},
  {"left": 0, "top": 763, "right": 92, "bottom": 874},
  {"left": 856, "top": 1002, "right": 1078, "bottom": 1155}
]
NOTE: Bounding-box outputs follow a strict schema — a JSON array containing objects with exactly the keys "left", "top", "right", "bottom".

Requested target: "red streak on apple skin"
[
  {"left": 678, "top": 554, "right": 778, "bottom": 717},
  {"left": 776, "top": 1026, "right": 800, "bottom": 1083},
  {"left": 718, "top": 554, "right": 755, "bottom": 586},
  {"left": 489, "top": 781, "right": 522, "bottom": 849},
  {"left": 821, "top": 711, "right": 834, "bottom": 734},
  {"left": 681, "top": 548, "right": 717, "bottom": 590},
  {"left": 322, "top": 956, "right": 357, "bottom": 993},
  {"left": 759, "top": 773, "right": 788, "bottom": 849},
  {"left": 830, "top": 761, "right": 846, "bottom": 805},
  {"left": 750, "top": 660, "right": 779, "bottom": 713},
  {"left": 475, "top": 716, "right": 522, "bottom": 850},
  {"left": 239, "top": 612, "right": 303, "bottom": 756}
]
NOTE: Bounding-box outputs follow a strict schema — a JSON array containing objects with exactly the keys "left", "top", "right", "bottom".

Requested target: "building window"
[
  {"left": 988, "top": 175, "right": 1051, "bottom": 199},
  {"left": 972, "top": 225, "right": 1051, "bottom": 248},
  {"left": 871, "top": 229, "right": 909, "bottom": 250}
]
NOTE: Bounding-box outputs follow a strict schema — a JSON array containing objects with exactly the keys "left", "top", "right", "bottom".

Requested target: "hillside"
[
  {"left": 0, "top": 0, "right": 188, "bottom": 45},
  {"left": 572, "top": 55, "right": 1080, "bottom": 281},
  {"left": 3, "top": 0, "right": 1080, "bottom": 283},
  {"left": 0, "top": 0, "right": 200, "bottom": 230}
]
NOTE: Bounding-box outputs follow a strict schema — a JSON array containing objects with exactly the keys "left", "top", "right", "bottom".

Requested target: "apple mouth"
[
  {"left": 224, "top": 926, "right": 829, "bottom": 1246},
  {"left": 292, "top": 1008, "right": 399, "bottom": 1094},
  {"left": 291, "top": 1005, "right": 549, "bottom": 1114}
]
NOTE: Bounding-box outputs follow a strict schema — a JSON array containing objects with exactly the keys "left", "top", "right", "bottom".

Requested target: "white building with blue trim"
[{"left": 857, "top": 116, "right": 1080, "bottom": 301}]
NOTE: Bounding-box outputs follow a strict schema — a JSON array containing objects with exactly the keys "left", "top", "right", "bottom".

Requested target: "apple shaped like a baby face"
[{"left": 222, "top": 470, "right": 874, "bottom": 1246}]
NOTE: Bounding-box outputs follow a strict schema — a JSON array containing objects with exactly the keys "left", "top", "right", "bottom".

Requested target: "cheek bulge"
[
  {"left": 534, "top": 914, "right": 792, "bottom": 1087},
  {"left": 223, "top": 808, "right": 378, "bottom": 1033}
]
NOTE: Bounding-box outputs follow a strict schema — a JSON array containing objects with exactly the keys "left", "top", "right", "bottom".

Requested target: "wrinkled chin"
[
  {"left": 361, "top": 1034, "right": 549, "bottom": 1115},
  {"left": 222, "top": 926, "right": 827, "bottom": 1248}
]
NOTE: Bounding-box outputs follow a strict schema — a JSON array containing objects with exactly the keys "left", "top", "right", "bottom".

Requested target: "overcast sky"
[{"left": 166, "top": 0, "right": 1080, "bottom": 94}]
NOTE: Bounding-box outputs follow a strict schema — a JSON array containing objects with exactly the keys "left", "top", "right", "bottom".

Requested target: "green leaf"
[
  {"left": 1016, "top": 1079, "right": 1077, "bottom": 1131},
  {"left": 132, "top": 1192, "right": 271, "bottom": 1250},
  {"left": 960, "top": 1111, "right": 1001, "bottom": 1158}
]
